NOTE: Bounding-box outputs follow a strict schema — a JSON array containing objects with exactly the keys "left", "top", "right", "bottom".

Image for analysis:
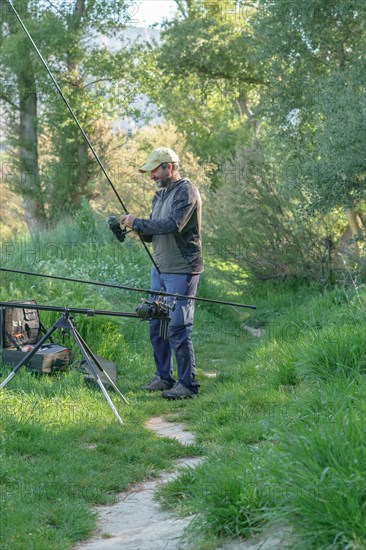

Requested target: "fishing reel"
[
  {"left": 135, "top": 299, "right": 170, "bottom": 320},
  {"left": 135, "top": 297, "right": 177, "bottom": 339},
  {"left": 107, "top": 215, "right": 129, "bottom": 242}
]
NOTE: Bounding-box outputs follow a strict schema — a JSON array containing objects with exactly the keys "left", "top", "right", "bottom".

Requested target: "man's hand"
[{"left": 121, "top": 214, "right": 136, "bottom": 229}]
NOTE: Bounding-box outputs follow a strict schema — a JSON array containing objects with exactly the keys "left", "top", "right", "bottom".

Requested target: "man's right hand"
[{"left": 121, "top": 214, "right": 136, "bottom": 229}]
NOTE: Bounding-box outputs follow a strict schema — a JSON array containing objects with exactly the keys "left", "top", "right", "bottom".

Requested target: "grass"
[
  {"left": 0, "top": 217, "right": 365, "bottom": 549},
  {"left": 266, "top": 376, "right": 366, "bottom": 549},
  {"left": 157, "top": 281, "right": 366, "bottom": 549}
]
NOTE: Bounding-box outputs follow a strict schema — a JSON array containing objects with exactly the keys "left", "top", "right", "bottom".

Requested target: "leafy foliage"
[
  {"left": 0, "top": 0, "right": 138, "bottom": 226},
  {"left": 204, "top": 146, "right": 342, "bottom": 283},
  {"left": 1, "top": 0, "right": 365, "bottom": 273},
  {"left": 253, "top": 0, "right": 366, "bottom": 212}
]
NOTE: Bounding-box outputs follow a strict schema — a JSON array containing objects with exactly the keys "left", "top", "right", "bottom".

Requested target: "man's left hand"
[{"left": 121, "top": 214, "right": 136, "bottom": 229}]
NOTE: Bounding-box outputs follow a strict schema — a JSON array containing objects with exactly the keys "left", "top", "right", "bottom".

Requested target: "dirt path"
[
  {"left": 74, "top": 418, "right": 203, "bottom": 550},
  {"left": 75, "top": 416, "right": 293, "bottom": 550}
]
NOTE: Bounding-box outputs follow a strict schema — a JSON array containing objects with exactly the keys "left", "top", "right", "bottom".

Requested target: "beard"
[{"left": 156, "top": 173, "right": 172, "bottom": 188}]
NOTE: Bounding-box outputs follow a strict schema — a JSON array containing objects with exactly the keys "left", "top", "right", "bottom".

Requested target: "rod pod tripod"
[{"left": 0, "top": 310, "right": 128, "bottom": 425}]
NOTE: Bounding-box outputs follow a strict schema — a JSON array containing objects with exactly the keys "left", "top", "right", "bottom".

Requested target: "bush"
[{"left": 205, "top": 147, "right": 349, "bottom": 285}]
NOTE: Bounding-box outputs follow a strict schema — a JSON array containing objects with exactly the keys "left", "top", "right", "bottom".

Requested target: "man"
[{"left": 121, "top": 147, "right": 203, "bottom": 399}]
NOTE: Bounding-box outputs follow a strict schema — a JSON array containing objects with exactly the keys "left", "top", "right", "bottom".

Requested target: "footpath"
[{"left": 75, "top": 417, "right": 292, "bottom": 550}]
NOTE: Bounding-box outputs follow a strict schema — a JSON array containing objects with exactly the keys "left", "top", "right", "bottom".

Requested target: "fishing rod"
[
  {"left": 0, "top": 301, "right": 141, "bottom": 319},
  {"left": 6, "top": 0, "right": 160, "bottom": 273},
  {"left": 0, "top": 267, "right": 257, "bottom": 310}
]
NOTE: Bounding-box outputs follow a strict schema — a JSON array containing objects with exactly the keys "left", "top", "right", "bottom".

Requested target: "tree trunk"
[
  {"left": 17, "top": 63, "right": 46, "bottom": 233},
  {"left": 64, "top": 0, "right": 90, "bottom": 210},
  {"left": 72, "top": 140, "right": 90, "bottom": 208},
  {"left": 3, "top": 0, "right": 47, "bottom": 234},
  {"left": 345, "top": 207, "right": 363, "bottom": 255}
]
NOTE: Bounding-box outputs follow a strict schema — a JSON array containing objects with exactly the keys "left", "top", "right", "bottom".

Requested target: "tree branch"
[
  {"left": 83, "top": 78, "right": 111, "bottom": 89},
  {"left": 179, "top": 60, "right": 268, "bottom": 85},
  {"left": 0, "top": 93, "right": 20, "bottom": 111}
]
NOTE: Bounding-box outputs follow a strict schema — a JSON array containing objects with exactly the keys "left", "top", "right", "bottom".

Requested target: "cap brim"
[{"left": 139, "top": 161, "right": 161, "bottom": 173}]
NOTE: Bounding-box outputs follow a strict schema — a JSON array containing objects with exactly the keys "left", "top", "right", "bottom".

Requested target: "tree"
[
  {"left": 40, "top": 0, "right": 136, "bottom": 220},
  {"left": 138, "top": 0, "right": 365, "bottom": 276},
  {"left": 134, "top": 0, "right": 265, "bottom": 172},
  {"left": 0, "top": 0, "right": 46, "bottom": 233},
  {"left": 1, "top": 0, "right": 136, "bottom": 231},
  {"left": 252, "top": 0, "right": 366, "bottom": 244}
]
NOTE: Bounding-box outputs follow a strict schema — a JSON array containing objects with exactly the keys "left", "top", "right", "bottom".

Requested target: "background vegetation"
[
  {"left": 0, "top": 1, "right": 365, "bottom": 549},
  {"left": 1, "top": 0, "right": 365, "bottom": 279}
]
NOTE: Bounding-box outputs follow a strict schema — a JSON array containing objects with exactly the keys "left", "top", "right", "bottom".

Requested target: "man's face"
[{"left": 150, "top": 163, "right": 172, "bottom": 187}]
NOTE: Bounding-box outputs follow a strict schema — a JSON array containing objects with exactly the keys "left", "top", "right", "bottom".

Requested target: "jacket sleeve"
[
  {"left": 132, "top": 184, "right": 198, "bottom": 236},
  {"left": 134, "top": 197, "right": 155, "bottom": 242}
]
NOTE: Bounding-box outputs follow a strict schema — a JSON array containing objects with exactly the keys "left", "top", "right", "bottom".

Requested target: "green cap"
[{"left": 139, "top": 147, "right": 180, "bottom": 173}]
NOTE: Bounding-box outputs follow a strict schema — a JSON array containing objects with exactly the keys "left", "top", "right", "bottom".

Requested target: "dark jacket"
[{"left": 132, "top": 179, "right": 203, "bottom": 274}]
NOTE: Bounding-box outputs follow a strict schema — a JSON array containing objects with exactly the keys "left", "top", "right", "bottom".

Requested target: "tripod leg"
[
  {"left": 0, "top": 323, "right": 59, "bottom": 389},
  {"left": 68, "top": 323, "right": 124, "bottom": 425},
  {"left": 75, "top": 331, "right": 129, "bottom": 405}
]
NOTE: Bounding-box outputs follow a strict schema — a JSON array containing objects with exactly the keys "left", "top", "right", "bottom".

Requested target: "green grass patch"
[
  {"left": 264, "top": 375, "right": 366, "bottom": 549},
  {"left": 158, "top": 281, "right": 366, "bottom": 549}
]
